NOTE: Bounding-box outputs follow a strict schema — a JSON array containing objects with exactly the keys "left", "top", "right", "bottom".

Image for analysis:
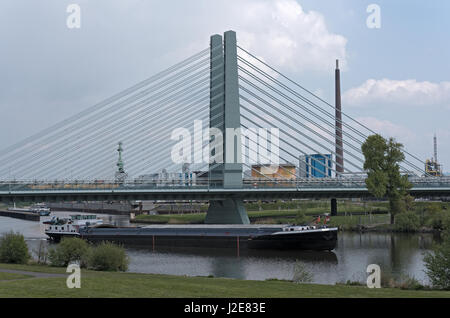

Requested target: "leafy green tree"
[
  {"left": 361, "top": 134, "right": 412, "bottom": 224},
  {"left": 87, "top": 241, "right": 128, "bottom": 271},
  {"left": 424, "top": 238, "right": 450, "bottom": 289},
  {"left": 48, "top": 237, "right": 90, "bottom": 267},
  {"left": 0, "top": 232, "right": 30, "bottom": 264}
]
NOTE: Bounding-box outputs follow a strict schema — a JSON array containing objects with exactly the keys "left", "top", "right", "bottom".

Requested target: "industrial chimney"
[{"left": 335, "top": 60, "right": 344, "bottom": 176}]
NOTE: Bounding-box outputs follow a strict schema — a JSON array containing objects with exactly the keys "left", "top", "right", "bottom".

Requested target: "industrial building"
[
  {"left": 251, "top": 164, "right": 297, "bottom": 179},
  {"left": 425, "top": 134, "right": 443, "bottom": 177},
  {"left": 299, "top": 154, "right": 332, "bottom": 178}
]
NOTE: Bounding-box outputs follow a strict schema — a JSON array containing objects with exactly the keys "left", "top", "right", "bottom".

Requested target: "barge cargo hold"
[{"left": 79, "top": 224, "right": 338, "bottom": 251}]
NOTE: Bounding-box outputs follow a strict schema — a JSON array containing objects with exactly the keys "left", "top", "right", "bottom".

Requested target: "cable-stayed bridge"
[{"left": 1, "top": 31, "right": 449, "bottom": 223}]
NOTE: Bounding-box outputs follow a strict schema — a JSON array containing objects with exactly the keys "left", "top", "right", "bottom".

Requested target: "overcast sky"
[{"left": 1, "top": 0, "right": 449, "bottom": 175}]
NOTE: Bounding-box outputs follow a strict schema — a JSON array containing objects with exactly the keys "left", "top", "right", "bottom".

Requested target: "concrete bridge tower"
[{"left": 205, "top": 31, "right": 250, "bottom": 224}]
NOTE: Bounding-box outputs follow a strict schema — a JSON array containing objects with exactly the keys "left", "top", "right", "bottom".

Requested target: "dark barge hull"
[
  {"left": 46, "top": 232, "right": 80, "bottom": 242},
  {"left": 79, "top": 225, "right": 337, "bottom": 251}
]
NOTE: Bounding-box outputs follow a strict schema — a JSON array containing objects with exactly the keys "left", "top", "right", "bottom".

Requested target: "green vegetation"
[
  {"left": 423, "top": 235, "right": 450, "bottom": 290},
  {"left": 48, "top": 238, "right": 128, "bottom": 272},
  {"left": 87, "top": 242, "right": 128, "bottom": 272},
  {"left": 394, "top": 211, "right": 421, "bottom": 232},
  {"left": 0, "top": 272, "right": 32, "bottom": 281},
  {"left": 48, "top": 237, "right": 90, "bottom": 267},
  {"left": 361, "top": 134, "right": 412, "bottom": 224},
  {"left": 1, "top": 263, "right": 450, "bottom": 298},
  {"left": 133, "top": 200, "right": 450, "bottom": 234},
  {"left": 0, "top": 232, "right": 30, "bottom": 264},
  {"left": 380, "top": 272, "right": 425, "bottom": 290}
]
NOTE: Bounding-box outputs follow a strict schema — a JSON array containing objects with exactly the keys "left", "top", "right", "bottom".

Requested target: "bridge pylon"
[{"left": 205, "top": 31, "right": 250, "bottom": 224}]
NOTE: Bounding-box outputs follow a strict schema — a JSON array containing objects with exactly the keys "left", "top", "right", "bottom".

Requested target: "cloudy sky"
[{"left": 1, "top": 0, "right": 449, "bottom": 174}]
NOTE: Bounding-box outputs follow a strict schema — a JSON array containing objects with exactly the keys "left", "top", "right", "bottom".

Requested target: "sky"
[{"left": 1, "top": 0, "right": 449, "bottom": 175}]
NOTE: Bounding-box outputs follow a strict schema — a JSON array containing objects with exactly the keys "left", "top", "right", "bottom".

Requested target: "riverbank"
[
  {"left": 0, "top": 263, "right": 449, "bottom": 298},
  {"left": 132, "top": 211, "right": 400, "bottom": 232},
  {"left": 132, "top": 203, "right": 446, "bottom": 234}
]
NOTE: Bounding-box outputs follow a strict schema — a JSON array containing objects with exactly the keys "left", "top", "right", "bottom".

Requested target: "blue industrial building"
[{"left": 299, "top": 154, "right": 332, "bottom": 178}]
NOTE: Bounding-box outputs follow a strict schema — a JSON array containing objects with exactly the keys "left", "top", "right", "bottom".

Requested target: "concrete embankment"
[{"left": 0, "top": 210, "right": 40, "bottom": 221}]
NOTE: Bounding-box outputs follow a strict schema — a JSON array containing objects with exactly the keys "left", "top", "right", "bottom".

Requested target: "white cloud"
[
  {"left": 356, "top": 117, "right": 416, "bottom": 143},
  {"left": 229, "top": 0, "right": 348, "bottom": 73},
  {"left": 343, "top": 79, "right": 450, "bottom": 108}
]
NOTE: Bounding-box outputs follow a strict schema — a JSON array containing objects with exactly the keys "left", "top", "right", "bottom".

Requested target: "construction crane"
[{"left": 425, "top": 134, "right": 443, "bottom": 176}]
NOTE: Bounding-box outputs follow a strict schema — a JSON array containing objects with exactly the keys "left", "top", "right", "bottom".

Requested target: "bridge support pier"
[
  {"left": 331, "top": 198, "right": 337, "bottom": 216},
  {"left": 205, "top": 198, "right": 250, "bottom": 224}
]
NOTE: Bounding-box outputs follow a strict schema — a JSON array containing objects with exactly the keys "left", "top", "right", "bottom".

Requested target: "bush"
[
  {"left": 294, "top": 210, "right": 308, "bottom": 225},
  {"left": 394, "top": 211, "right": 421, "bottom": 232},
  {"left": 48, "top": 237, "right": 90, "bottom": 267},
  {"left": 424, "top": 206, "right": 450, "bottom": 230},
  {"left": 0, "top": 232, "right": 30, "bottom": 264},
  {"left": 423, "top": 240, "right": 450, "bottom": 290},
  {"left": 87, "top": 241, "right": 128, "bottom": 271}
]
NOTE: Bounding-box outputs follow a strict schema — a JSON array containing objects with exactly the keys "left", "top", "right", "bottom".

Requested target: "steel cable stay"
[
  {"left": 47, "top": 108, "right": 209, "bottom": 180},
  {"left": 42, "top": 91, "right": 211, "bottom": 180},
  {"left": 5, "top": 58, "right": 222, "bottom": 170},
  {"left": 240, "top": 130, "right": 300, "bottom": 180},
  {"left": 0, "top": 63, "right": 212, "bottom": 167},
  {"left": 241, "top": 110, "right": 365, "bottom": 187},
  {"left": 97, "top": 90, "right": 226, "bottom": 178},
  {"left": 238, "top": 67, "right": 365, "bottom": 153},
  {"left": 0, "top": 48, "right": 211, "bottom": 158},
  {"left": 238, "top": 83, "right": 366, "bottom": 166},
  {"left": 237, "top": 47, "right": 427, "bottom": 175},
  {"left": 239, "top": 98, "right": 364, "bottom": 173},
  {"left": 240, "top": 110, "right": 362, "bottom": 182},
  {"left": 5, "top": 75, "right": 211, "bottom": 178},
  {"left": 241, "top": 120, "right": 356, "bottom": 184},
  {"left": 62, "top": 89, "right": 220, "bottom": 179},
  {"left": 238, "top": 65, "right": 424, "bottom": 177},
  {"left": 133, "top": 115, "right": 211, "bottom": 177},
  {"left": 241, "top": 121, "right": 339, "bottom": 182},
  {"left": 238, "top": 66, "right": 424, "bottom": 176},
  {"left": 26, "top": 90, "right": 211, "bottom": 180},
  {"left": 119, "top": 107, "right": 210, "bottom": 172}
]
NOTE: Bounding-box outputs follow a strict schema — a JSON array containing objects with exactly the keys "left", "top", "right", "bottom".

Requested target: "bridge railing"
[{"left": 1, "top": 176, "right": 450, "bottom": 192}]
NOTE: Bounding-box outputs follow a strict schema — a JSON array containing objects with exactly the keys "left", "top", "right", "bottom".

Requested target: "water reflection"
[{"left": 0, "top": 213, "right": 438, "bottom": 285}]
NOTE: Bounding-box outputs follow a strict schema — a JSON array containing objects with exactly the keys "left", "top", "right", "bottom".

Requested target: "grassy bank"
[
  {"left": 132, "top": 200, "right": 450, "bottom": 234},
  {"left": 0, "top": 263, "right": 449, "bottom": 298},
  {"left": 132, "top": 209, "right": 391, "bottom": 227}
]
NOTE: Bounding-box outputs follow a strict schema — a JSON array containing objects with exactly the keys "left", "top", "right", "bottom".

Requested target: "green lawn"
[{"left": 0, "top": 264, "right": 449, "bottom": 298}]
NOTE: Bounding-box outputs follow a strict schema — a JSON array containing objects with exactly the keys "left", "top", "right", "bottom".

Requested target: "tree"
[
  {"left": 424, "top": 238, "right": 450, "bottom": 289},
  {"left": 0, "top": 232, "right": 30, "bottom": 264},
  {"left": 361, "top": 134, "right": 411, "bottom": 224}
]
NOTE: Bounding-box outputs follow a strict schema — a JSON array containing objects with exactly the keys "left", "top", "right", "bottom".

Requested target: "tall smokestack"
[
  {"left": 434, "top": 134, "right": 438, "bottom": 163},
  {"left": 335, "top": 59, "right": 344, "bottom": 176}
]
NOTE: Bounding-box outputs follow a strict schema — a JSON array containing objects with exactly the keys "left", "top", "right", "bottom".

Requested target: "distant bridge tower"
[
  {"left": 115, "top": 141, "right": 128, "bottom": 183},
  {"left": 205, "top": 30, "right": 250, "bottom": 224}
]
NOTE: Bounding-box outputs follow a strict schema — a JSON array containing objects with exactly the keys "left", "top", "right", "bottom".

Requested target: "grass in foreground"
[
  {"left": 0, "top": 271, "right": 32, "bottom": 281},
  {"left": 1, "top": 263, "right": 449, "bottom": 298}
]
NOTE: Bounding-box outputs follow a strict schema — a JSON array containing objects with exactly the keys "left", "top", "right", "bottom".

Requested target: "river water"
[{"left": 0, "top": 212, "right": 437, "bottom": 285}]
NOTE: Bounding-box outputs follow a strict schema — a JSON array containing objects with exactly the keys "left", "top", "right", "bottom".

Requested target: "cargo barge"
[{"left": 78, "top": 224, "right": 338, "bottom": 251}]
